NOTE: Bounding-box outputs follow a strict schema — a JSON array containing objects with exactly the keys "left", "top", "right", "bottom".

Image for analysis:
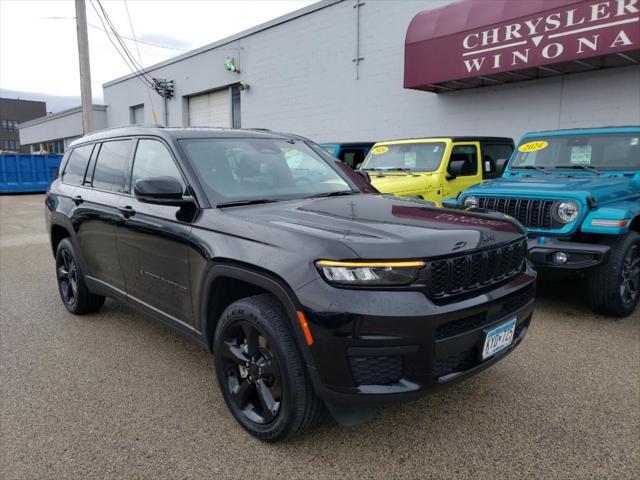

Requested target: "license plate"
[{"left": 482, "top": 318, "right": 517, "bottom": 360}]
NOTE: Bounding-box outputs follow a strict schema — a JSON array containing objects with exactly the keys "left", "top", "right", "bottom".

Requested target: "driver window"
[
  {"left": 131, "top": 139, "right": 185, "bottom": 193},
  {"left": 448, "top": 145, "right": 478, "bottom": 177}
]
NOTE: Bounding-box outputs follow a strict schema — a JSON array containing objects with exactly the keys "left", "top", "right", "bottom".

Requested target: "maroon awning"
[{"left": 404, "top": 0, "right": 640, "bottom": 92}]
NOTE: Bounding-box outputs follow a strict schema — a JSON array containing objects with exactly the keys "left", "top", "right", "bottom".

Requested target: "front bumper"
[
  {"left": 296, "top": 267, "right": 536, "bottom": 406},
  {"left": 527, "top": 237, "right": 610, "bottom": 269}
]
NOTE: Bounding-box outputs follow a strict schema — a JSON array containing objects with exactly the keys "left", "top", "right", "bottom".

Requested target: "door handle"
[
  {"left": 72, "top": 195, "right": 83, "bottom": 205},
  {"left": 118, "top": 205, "right": 136, "bottom": 217}
]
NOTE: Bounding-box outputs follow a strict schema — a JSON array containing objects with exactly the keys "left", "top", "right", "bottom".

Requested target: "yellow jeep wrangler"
[{"left": 359, "top": 137, "right": 514, "bottom": 205}]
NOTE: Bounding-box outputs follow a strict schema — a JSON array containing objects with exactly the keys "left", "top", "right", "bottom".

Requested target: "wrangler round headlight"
[
  {"left": 463, "top": 196, "right": 478, "bottom": 208},
  {"left": 315, "top": 260, "right": 425, "bottom": 286},
  {"left": 553, "top": 200, "right": 580, "bottom": 224}
]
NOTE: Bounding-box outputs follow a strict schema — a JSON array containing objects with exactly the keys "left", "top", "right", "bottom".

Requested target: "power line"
[
  {"left": 88, "top": 23, "right": 187, "bottom": 51},
  {"left": 95, "top": 0, "right": 150, "bottom": 78},
  {"left": 87, "top": 0, "right": 154, "bottom": 89},
  {"left": 41, "top": 16, "right": 188, "bottom": 51},
  {"left": 122, "top": 0, "right": 159, "bottom": 124}
]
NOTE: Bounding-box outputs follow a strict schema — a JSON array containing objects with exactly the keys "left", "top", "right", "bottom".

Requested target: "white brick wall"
[{"left": 103, "top": 0, "right": 640, "bottom": 144}]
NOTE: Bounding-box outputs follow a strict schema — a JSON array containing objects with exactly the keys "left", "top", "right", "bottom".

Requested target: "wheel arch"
[
  {"left": 199, "top": 262, "right": 315, "bottom": 367},
  {"left": 630, "top": 215, "right": 640, "bottom": 233}
]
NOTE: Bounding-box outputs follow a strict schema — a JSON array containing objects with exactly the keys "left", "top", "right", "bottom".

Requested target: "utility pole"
[{"left": 75, "top": 0, "right": 93, "bottom": 133}]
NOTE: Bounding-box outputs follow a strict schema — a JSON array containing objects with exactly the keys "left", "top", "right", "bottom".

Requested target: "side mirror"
[
  {"left": 355, "top": 162, "right": 363, "bottom": 170},
  {"left": 134, "top": 176, "right": 192, "bottom": 206},
  {"left": 355, "top": 169, "right": 371, "bottom": 183},
  {"left": 446, "top": 172, "right": 457, "bottom": 181}
]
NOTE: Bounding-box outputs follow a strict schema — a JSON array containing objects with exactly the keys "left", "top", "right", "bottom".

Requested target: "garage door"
[{"left": 188, "top": 89, "right": 230, "bottom": 127}]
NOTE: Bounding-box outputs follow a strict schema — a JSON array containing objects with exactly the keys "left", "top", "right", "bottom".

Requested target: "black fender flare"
[
  {"left": 198, "top": 263, "right": 316, "bottom": 368},
  {"left": 49, "top": 216, "right": 90, "bottom": 274}
]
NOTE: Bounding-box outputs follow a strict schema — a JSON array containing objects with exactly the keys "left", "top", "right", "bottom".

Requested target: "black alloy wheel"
[
  {"left": 220, "top": 321, "right": 283, "bottom": 424},
  {"left": 214, "top": 294, "right": 322, "bottom": 442},
  {"left": 588, "top": 232, "right": 640, "bottom": 318},
  {"left": 620, "top": 243, "right": 639, "bottom": 305},
  {"left": 55, "top": 238, "right": 105, "bottom": 315},
  {"left": 57, "top": 248, "right": 79, "bottom": 310}
]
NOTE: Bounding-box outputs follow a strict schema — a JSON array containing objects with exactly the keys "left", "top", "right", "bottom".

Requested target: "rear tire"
[
  {"left": 213, "top": 294, "right": 322, "bottom": 442},
  {"left": 588, "top": 232, "right": 639, "bottom": 318},
  {"left": 55, "top": 238, "right": 105, "bottom": 314}
]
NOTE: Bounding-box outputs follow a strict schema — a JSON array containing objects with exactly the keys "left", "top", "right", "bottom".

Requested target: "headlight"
[
  {"left": 553, "top": 200, "right": 580, "bottom": 223},
  {"left": 463, "top": 196, "right": 478, "bottom": 207},
  {"left": 315, "top": 260, "right": 425, "bottom": 286}
]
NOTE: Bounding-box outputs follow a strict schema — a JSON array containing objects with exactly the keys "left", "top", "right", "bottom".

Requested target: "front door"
[
  {"left": 442, "top": 142, "right": 482, "bottom": 200},
  {"left": 116, "top": 138, "right": 196, "bottom": 328}
]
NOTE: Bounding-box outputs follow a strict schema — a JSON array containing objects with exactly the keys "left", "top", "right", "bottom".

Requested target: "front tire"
[
  {"left": 213, "top": 294, "right": 322, "bottom": 442},
  {"left": 55, "top": 238, "right": 105, "bottom": 314},
  {"left": 588, "top": 232, "right": 639, "bottom": 318}
]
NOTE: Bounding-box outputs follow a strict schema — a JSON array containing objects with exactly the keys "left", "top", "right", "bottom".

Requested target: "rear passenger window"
[
  {"left": 62, "top": 144, "right": 93, "bottom": 185},
  {"left": 92, "top": 140, "right": 132, "bottom": 192}
]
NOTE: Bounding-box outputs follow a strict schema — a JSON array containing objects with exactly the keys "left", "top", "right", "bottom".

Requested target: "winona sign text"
[{"left": 462, "top": 0, "right": 639, "bottom": 73}]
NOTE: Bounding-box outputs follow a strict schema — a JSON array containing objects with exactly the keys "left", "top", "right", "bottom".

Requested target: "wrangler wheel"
[{"left": 588, "top": 232, "right": 640, "bottom": 318}]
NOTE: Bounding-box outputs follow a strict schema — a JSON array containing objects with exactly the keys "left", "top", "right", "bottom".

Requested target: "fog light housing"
[{"left": 552, "top": 252, "right": 568, "bottom": 264}]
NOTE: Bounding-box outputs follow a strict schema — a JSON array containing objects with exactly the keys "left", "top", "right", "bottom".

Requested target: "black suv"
[{"left": 46, "top": 127, "right": 536, "bottom": 441}]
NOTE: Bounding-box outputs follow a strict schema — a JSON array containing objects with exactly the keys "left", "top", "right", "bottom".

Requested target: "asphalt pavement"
[{"left": 1, "top": 194, "right": 638, "bottom": 479}]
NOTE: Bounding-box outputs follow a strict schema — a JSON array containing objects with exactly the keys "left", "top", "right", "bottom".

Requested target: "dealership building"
[{"left": 19, "top": 0, "right": 640, "bottom": 150}]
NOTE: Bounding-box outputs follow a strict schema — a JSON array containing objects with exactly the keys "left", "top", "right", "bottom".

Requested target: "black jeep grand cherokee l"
[{"left": 46, "top": 127, "right": 536, "bottom": 442}]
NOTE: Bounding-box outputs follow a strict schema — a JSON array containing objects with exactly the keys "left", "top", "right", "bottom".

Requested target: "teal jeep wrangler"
[{"left": 448, "top": 127, "right": 639, "bottom": 318}]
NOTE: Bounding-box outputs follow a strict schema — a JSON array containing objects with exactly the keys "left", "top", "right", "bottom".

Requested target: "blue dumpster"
[{"left": 0, "top": 154, "right": 63, "bottom": 193}]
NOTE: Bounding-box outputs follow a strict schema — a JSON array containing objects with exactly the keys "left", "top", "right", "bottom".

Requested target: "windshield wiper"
[
  {"left": 552, "top": 165, "right": 601, "bottom": 174},
  {"left": 216, "top": 199, "right": 279, "bottom": 208},
  {"left": 511, "top": 165, "right": 549, "bottom": 174},
  {"left": 305, "top": 191, "right": 357, "bottom": 199},
  {"left": 385, "top": 168, "right": 412, "bottom": 173}
]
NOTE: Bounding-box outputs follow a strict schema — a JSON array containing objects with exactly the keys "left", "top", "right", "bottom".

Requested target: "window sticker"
[
  {"left": 631, "top": 137, "right": 639, "bottom": 146},
  {"left": 405, "top": 152, "right": 416, "bottom": 168},
  {"left": 570, "top": 145, "right": 592, "bottom": 165},
  {"left": 370, "top": 146, "right": 389, "bottom": 155},
  {"left": 518, "top": 141, "right": 548, "bottom": 153}
]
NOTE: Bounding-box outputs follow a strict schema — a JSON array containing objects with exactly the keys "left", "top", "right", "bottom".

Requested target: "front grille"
[
  {"left": 349, "top": 355, "right": 402, "bottom": 386},
  {"left": 477, "top": 197, "right": 563, "bottom": 230},
  {"left": 426, "top": 238, "right": 527, "bottom": 300}
]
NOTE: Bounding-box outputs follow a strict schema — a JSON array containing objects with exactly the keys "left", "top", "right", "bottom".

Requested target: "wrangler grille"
[
  {"left": 426, "top": 238, "right": 527, "bottom": 299},
  {"left": 477, "top": 197, "right": 563, "bottom": 230}
]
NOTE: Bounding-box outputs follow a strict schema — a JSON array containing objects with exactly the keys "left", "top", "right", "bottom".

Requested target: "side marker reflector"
[{"left": 296, "top": 311, "right": 314, "bottom": 346}]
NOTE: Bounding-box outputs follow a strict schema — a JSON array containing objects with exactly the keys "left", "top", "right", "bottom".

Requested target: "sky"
[{"left": 0, "top": 0, "right": 315, "bottom": 111}]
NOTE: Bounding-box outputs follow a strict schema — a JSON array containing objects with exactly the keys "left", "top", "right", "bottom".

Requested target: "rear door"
[
  {"left": 74, "top": 138, "right": 133, "bottom": 294},
  {"left": 442, "top": 142, "right": 482, "bottom": 200},
  {"left": 116, "top": 137, "right": 196, "bottom": 328}
]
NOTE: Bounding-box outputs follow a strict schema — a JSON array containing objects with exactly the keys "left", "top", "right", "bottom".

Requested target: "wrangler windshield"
[
  {"left": 510, "top": 133, "right": 639, "bottom": 171},
  {"left": 360, "top": 142, "right": 445, "bottom": 172},
  {"left": 180, "top": 138, "right": 354, "bottom": 203}
]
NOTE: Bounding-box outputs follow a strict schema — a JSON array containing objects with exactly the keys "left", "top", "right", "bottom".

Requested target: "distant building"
[
  {"left": 0, "top": 97, "right": 46, "bottom": 153},
  {"left": 19, "top": 105, "right": 107, "bottom": 154}
]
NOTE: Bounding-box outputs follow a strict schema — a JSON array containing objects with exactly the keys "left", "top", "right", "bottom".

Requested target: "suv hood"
[
  {"left": 216, "top": 194, "right": 524, "bottom": 259},
  {"left": 467, "top": 173, "right": 639, "bottom": 204}
]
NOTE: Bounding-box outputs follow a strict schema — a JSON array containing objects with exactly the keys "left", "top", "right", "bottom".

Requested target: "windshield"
[
  {"left": 510, "top": 133, "right": 639, "bottom": 171},
  {"left": 360, "top": 142, "right": 445, "bottom": 171},
  {"left": 180, "top": 138, "right": 354, "bottom": 203}
]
